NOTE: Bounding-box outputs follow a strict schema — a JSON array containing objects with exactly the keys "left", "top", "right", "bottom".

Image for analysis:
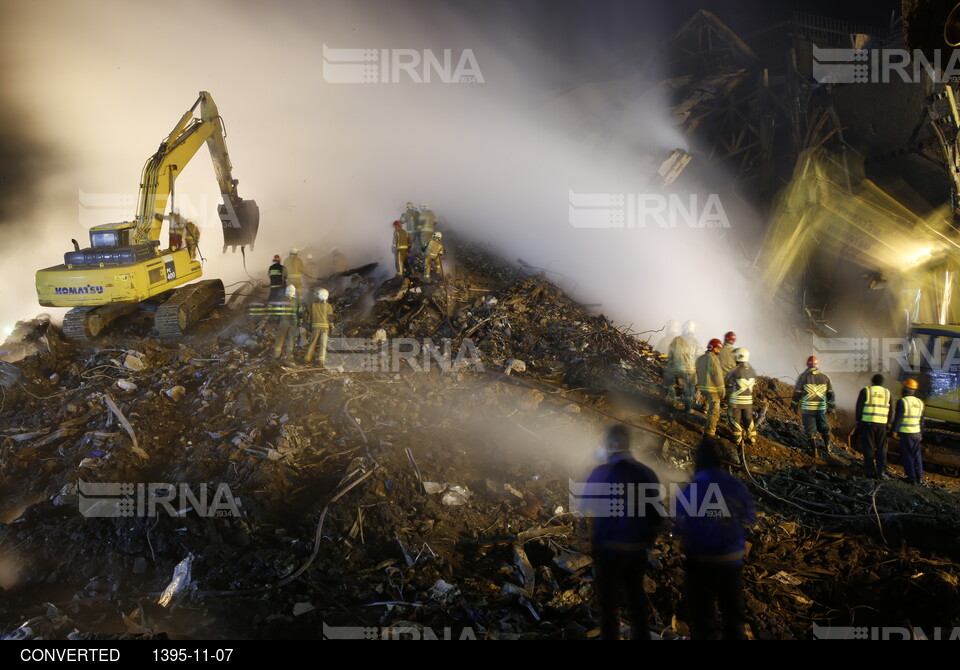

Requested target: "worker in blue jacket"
[
  {"left": 673, "top": 436, "right": 756, "bottom": 640},
  {"left": 586, "top": 424, "right": 664, "bottom": 640}
]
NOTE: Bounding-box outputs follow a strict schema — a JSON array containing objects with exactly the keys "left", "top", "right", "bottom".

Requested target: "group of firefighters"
[
  {"left": 262, "top": 248, "right": 334, "bottom": 365},
  {"left": 661, "top": 321, "right": 928, "bottom": 487},
  {"left": 258, "top": 203, "right": 446, "bottom": 365},
  {"left": 661, "top": 321, "right": 758, "bottom": 449},
  {"left": 392, "top": 202, "right": 445, "bottom": 280}
]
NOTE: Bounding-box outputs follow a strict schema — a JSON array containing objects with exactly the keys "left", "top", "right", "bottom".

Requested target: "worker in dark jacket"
[
  {"left": 725, "top": 347, "right": 757, "bottom": 447},
  {"left": 855, "top": 373, "right": 894, "bottom": 478},
  {"left": 673, "top": 437, "right": 756, "bottom": 640},
  {"left": 791, "top": 356, "right": 836, "bottom": 458},
  {"left": 586, "top": 424, "right": 663, "bottom": 640},
  {"left": 268, "top": 254, "right": 287, "bottom": 302},
  {"left": 695, "top": 339, "right": 726, "bottom": 437},
  {"left": 892, "top": 378, "right": 925, "bottom": 485}
]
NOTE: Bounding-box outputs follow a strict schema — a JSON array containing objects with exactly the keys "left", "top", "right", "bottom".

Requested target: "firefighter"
[
  {"left": 726, "top": 347, "right": 757, "bottom": 447},
  {"left": 418, "top": 203, "right": 438, "bottom": 253},
  {"left": 892, "top": 378, "right": 926, "bottom": 486},
  {"left": 791, "top": 356, "right": 836, "bottom": 458},
  {"left": 391, "top": 220, "right": 410, "bottom": 276},
  {"left": 855, "top": 373, "right": 894, "bottom": 478},
  {"left": 268, "top": 254, "right": 287, "bottom": 302},
  {"left": 305, "top": 288, "right": 334, "bottom": 365},
  {"left": 285, "top": 248, "right": 305, "bottom": 293},
  {"left": 696, "top": 339, "right": 725, "bottom": 437},
  {"left": 424, "top": 231, "right": 445, "bottom": 280},
  {"left": 718, "top": 331, "right": 737, "bottom": 376},
  {"left": 657, "top": 320, "right": 681, "bottom": 356},
  {"left": 273, "top": 284, "right": 302, "bottom": 362},
  {"left": 400, "top": 203, "right": 420, "bottom": 254},
  {"left": 665, "top": 321, "right": 700, "bottom": 414}
]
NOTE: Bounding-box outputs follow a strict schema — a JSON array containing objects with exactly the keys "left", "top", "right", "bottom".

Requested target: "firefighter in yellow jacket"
[
  {"left": 695, "top": 339, "right": 726, "bottom": 437},
  {"left": 305, "top": 288, "right": 334, "bottom": 365},
  {"left": 392, "top": 220, "right": 410, "bottom": 276},
  {"left": 424, "top": 232, "right": 445, "bottom": 280},
  {"left": 285, "top": 248, "right": 305, "bottom": 293}
]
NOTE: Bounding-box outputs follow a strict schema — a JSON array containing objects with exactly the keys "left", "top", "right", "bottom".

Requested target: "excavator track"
[
  {"left": 154, "top": 279, "right": 225, "bottom": 339},
  {"left": 62, "top": 307, "right": 97, "bottom": 341}
]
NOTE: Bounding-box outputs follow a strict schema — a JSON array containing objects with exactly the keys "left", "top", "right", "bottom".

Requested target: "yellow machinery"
[{"left": 35, "top": 91, "right": 259, "bottom": 339}]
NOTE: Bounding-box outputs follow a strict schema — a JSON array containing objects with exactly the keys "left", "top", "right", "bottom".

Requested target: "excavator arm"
[{"left": 134, "top": 91, "right": 258, "bottom": 252}]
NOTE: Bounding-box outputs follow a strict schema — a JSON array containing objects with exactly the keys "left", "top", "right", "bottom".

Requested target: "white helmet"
[
  {"left": 666, "top": 319, "right": 680, "bottom": 334},
  {"left": 734, "top": 347, "right": 750, "bottom": 363},
  {"left": 405, "top": 202, "right": 416, "bottom": 210},
  {"left": 316, "top": 288, "right": 329, "bottom": 302},
  {"left": 421, "top": 203, "right": 431, "bottom": 210},
  {"left": 289, "top": 248, "right": 299, "bottom": 255},
  {"left": 682, "top": 320, "right": 696, "bottom": 336},
  {"left": 433, "top": 232, "right": 442, "bottom": 240},
  {"left": 285, "top": 284, "right": 297, "bottom": 298}
]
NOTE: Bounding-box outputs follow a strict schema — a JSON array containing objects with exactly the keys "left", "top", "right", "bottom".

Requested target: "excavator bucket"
[{"left": 218, "top": 195, "right": 259, "bottom": 252}]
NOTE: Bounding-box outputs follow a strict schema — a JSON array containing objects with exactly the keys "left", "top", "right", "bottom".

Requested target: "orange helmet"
[
  {"left": 807, "top": 356, "right": 819, "bottom": 368},
  {"left": 707, "top": 338, "right": 723, "bottom": 353},
  {"left": 724, "top": 331, "right": 736, "bottom": 344},
  {"left": 272, "top": 254, "right": 281, "bottom": 262},
  {"left": 904, "top": 378, "right": 919, "bottom": 390}
]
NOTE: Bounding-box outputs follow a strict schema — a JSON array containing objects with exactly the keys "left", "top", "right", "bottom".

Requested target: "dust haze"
[{"left": 0, "top": 0, "right": 795, "bottom": 378}]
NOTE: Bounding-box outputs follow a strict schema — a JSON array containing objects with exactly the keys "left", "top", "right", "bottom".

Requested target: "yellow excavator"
[{"left": 35, "top": 91, "right": 259, "bottom": 339}]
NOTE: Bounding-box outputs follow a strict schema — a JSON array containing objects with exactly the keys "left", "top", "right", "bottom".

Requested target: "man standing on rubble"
[
  {"left": 791, "top": 356, "right": 836, "bottom": 459},
  {"left": 673, "top": 436, "right": 755, "bottom": 640},
  {"left": 417, "top": 203, "right": 437, "bottom": 253},
  {"left": 423, "top": 232, "right": 445, "bottom": 281},
  {"left": 718, "top": 331, "right": 737, "bottom": 376},
  {"left": 268, "top": 254, "right": 287, "bottom": 302},
  {"left": 892, "top": 378, "right": 926, "bottom": 486},
  {"left": 657, "top": 320, "right": 680, "bottom": 356},
  {"left": 726, "top": 347, "right": 757, "bottom": 448},
  {"left": 391, "top": 220, "right": 410, "bottom": 277},
  {"left": 664, "top": 321, "right": 700, "bottom": 414},
  {"left": 401, "top": 203, "right": 420, "bottom": 254},
  {"left": 273, "top": 284, "right": 302, "bottom": 362},
  {"left": 285, "top": 248, "right": 305, "bottom": 294},
  {"left": 585, "top": 424, "right": 663, "bottom": 640},
  {"left": 696, "top": 339, "right": 726, "bottom": 437},
  {"left": 856, "top": 373, "right": 894, "bottom": 479},
  {"left": 305, "top": 288, "right": 334, "bottom": 365}
]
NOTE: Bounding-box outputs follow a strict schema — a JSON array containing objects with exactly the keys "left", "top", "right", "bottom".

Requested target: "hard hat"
[
  {"left": 433, "top": 232, "right": 442, "bottom": 239},
  {"left": 290, "top": 248, "right": 299, "bottom": 255},
  {"left": 421, "top": 203, "right": 431, "bottom": 210},
  {"left": 285, "top": 284, "right": 297, "bottom": 298},
  {"left": 904, "top": 378, "right": 919, "bottom": 390},
  {"left": 734, "top": 347, "right": 750, "bottom": 362},
  {"left": 724, "top": 331, "right": 737, "bottom": 344},
  {"left": 273, "top": 254, "right": 281, "bottom": 262},
  {"left": 666, "top": 319, "right": 680, "bottom": 333},
  {"left": 316, "top": 288, "right": 329, "bottom": 302},
  {"left": 707, "top": 338, "right": 722, "bottom": 353},
  {"left": 393, "top": 220, "right": 402, "bottom": 227},
  {"left": 682, "top": 320, "right": 696, "bottom": 336},
  {"left": 405, "top": 202, "right": 415, "bottom": 209},
  {"left": 807, "top": 355, "right": 819, "bottom": 368}
]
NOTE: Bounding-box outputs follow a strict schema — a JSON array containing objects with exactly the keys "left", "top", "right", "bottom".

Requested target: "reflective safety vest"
[
  {"left": 899, "top": 395, "right": 924, "bottom": 434},
  {"left": 860, "top": 385, "right": 890, "bottom": 423}
]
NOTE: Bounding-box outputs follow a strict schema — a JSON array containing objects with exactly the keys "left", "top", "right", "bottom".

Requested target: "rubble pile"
[{"left": 0, "top": 238, "right": 959, "bottom": 640}]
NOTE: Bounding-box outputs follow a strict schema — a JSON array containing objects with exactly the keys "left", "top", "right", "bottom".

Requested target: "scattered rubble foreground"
[{"left": 0, "top": 239, "right": 959, "bottom": 640}]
